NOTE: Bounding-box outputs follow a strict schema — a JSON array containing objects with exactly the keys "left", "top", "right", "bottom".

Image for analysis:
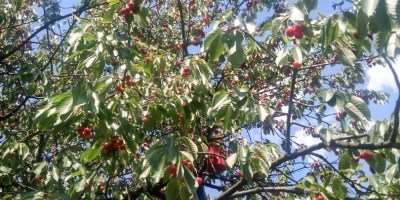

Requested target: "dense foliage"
[{"left": 0, "top": 0, "right": 400, "bottom": 199}]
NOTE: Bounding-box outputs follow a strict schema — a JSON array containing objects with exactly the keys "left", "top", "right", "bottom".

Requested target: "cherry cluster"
[
  {"left": 102, "top": 139, "right": 126, "bottom": 156},
  {"left": 119, "top": 2, "right": 140, "bottom": 19},
  {"left": 182, "top": 66, "right": 190, "bottom": 78},
  {"left": 312, "top": 196, "right": 324, "bottom": 200},
  {"left": 125, "top": 75, "right": 136, "bottom": 87},
  {"left": 114, "top": 85, "right": 125, "bottom": 93},
  {"left": 77, "top": 126, "right": 93, "bottom": 139},
  {"left": 286, "top": 24, "right": 304, "bottom": 39},
  {"left": 33, "top": 176, "right": 43, "bottom": 183}
]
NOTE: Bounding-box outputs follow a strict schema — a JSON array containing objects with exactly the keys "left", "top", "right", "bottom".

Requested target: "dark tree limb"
[{"left": 285, "top": 69, "right": 298, "bottom": 153}]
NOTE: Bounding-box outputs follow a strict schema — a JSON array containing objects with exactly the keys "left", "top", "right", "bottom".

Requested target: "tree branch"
[
  {"left": 230, "top": 186, "right": 305, "bottom": 198},
  {"left": 285, "top": 69, "right": 298, "bottom": 153}
]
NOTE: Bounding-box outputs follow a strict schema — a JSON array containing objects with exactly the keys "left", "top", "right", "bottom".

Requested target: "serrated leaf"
[
  {"left": 386, "top": 164, "right": 398, "bottom": 184},
  {"left": 180, "top": 151, "right": 194, "bottom": 162},
  {"left": 361, "top": 0, "right": 379, "bottom": 17},
  {"left": 73, "top": 177, "right": 87, "bottom": 192},
  {"left": 289, "top": 3, "right": 306, "bottom": 21},
  {"left": 336, "top": 46, "right": 356, "bottom": 67},
  {"left": 166, "top": 134, "right": 179, "bottom": 163},
  {"left": 182, "top": 137, "right": 198, "bottom": 159},
  {"left": 339, "top": 153, "right": 351, "bottom": 171},
  {"left": 166, "top": 178, "right": 180, "bottom": 200},
  {"left": 51, "top": 166, "right": 59, "bottom": 181},
  {"left": 303, "top": 0, "right": 318, "bottom": 11},
  {"left": 225, "top": 153, "right": 237, "bottom": 168},
  {"left": 271, "top": 17, "right": 284, "bottom": 38},
  {"left": 345, "top": 96, "right": 371, "bottom": 121},
  {"left": 212, "top": 92, "right": 229, "bottom": 109},
  {"left": 32, "top": 162, "right": 47, "bottom": 176},
  {"left": 204, "top": 28, "right": 221, "bottom": 50},
  {"left": 55, "top": 94, "right": 73, "bottom": 115},
  {"left": 356, "top": 9, "right": 369, "bottom": 41},
  {"left": 332, "top": 178, "right": 347, "bottom": 199}
]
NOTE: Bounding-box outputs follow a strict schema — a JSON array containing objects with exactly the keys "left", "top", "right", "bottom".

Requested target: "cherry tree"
[{"left": 0, "top": 0, "right": 400, "bottom": 199}]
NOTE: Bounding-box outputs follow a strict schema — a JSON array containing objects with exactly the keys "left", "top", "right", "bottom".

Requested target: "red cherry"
[
  {"left": 350, "top": 157, "right": 359, "bottom": 163},
  {"left": 168, "top": 165, "right": 177, "bottom": 175},
  {"left": 214, "top": 130, "right": 219, "bottom": 134},
  {"left": 238, "top": 170, "right": 243, "bottom": 177},
  {"left": 354, "top": 31, "right": 359, "bottom": 39},
  {"left": 119, "top": 9, "right": 126, "bottom": 15},
  {"left": 179, "top": 114, "right": 184, "bottom": 119},
  {"left": 87, "top": 132, "right": 93, "bottom": 139},
  {"left": 125, "top": 75, "right": 131, "bottom": 80},
  {"left": 142, "top": 117, "right": 148, "bottom": 122},
  {"left": 365, "top": 151, "right": 372, "bottom": 160},
  {"left": 128, "top": 2, "right": 135, "bottom": 9},
  {"left": 380, "top": 152, "right": 387, "bottom": 158},
  {"left": 317, "top": 196, "right": 324, "bottom": 200},
  {"left": 145, "top": 56, "right": 150, "bottom": 62},
  {"left": 293, "top": 61, "right": 302, "bottom": 69},
  {"left": 177, "top": 87, "right": 183, "bottom": 91},
  {"left": 130, "top": 81, "right": 136, "bottom": 86},
  {"left": 196, "top": 177, "right": 202, "bottom": 185},
  {"left": 360, "top": 151, "right": 366, "bottom": 159},
  {"left": 182, "top": 159, "right": 188, "bottom": 166},
  {"left": 161, "top": 189, "right": 165, "bottom": 193},
  {"left": 115, "top": 85, "right": 121, "bottom": 92},
  {"left": 294, "top": 31, "right": 304, "bottom": 39},
  {"left": 103, "top": 142, "right": 109, "bottom": 148},
  {"left": 117, "top": 140, "right": 123, "bottom": 145},
  {"left": 113, "top": 143, "right": 119, "bottom": 149},
  {"left": 85, "top": 183, "right": 91, "bottom": 189},
  {"left": 285, "top": 27, "right": 295, "bottom": 37},
  {"left": 84, "top": 128, "right": 91, "bottom": 134},
  {"left": 77, "top": 127, "right": 84, "bottom": 133},
  {"left": 119, "top": 87, "right": 125, "bottom": 93},
  {"left": 183, "top": 103, "right": 188, "bottom": 108},
  {"left": 341, "top": 111, "right": 347, "bottom": 117},
  {"left": 110, "top": 139, "right": 117, "bottom": 144},
  {"left": 134, "top": 7, "right": 140, "bottom": 14},
  {"left": 119, "top": 144, "right": 126, "bottom": 150},
  {"left": 294, "top": 24, "right": 304, "bottom": 32},
  {"left": 136, "top": 152, "right": 141, "bottom": 157},
  {"left": 102, "top": 149, "right": 109, "bottom": 155},
  {"left": 335, "top": 114, "right": 340, "bottom": 121},
  {"left": 99, "top": 185, "right": 104, "bottom": 190},
  {"left": 180, "top": 177, "right": 185, "bottom": 183}
]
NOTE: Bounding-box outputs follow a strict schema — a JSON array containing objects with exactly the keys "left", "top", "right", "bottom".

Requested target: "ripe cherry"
[
  {"left": 317, "top": 196, "right": 324, "bottom": 200},
  {"left": 102, "top": 149, "right": 109, "bottom": 155},
  {"left": 196, "top": 177, "right": 202, "bottom": 185},
  {"left": 293, "top": 61, "right": 302, "bottom": 69},
  {"left": 119, "top": 144, "right": 126, "bottom": 150},
  {"left": 341, "top": 111, "right": 347, "bottom": 117},
  {"left": 238, "top": 170, "right": 243, "bottom": 177},
  {"left": 350, "top": 157, "right": 359, "bottom": 163},
  {"left": 128, "top": 2, "right": 135, "bottom": 9},
  {"left": 294, "top": 24, "right": 304, "bottom": 32},
  {"left": 380, "top": 152, "right": 387, "bottom": 158},
  {"left": 113, "top": 143, "right": 119, "bottom": 149},
  {"left": 168, "top": 165, "right": 177, "bottom": 175},
  {"left": 145, "top": 56, "right": 150, "bottom": 62},
  {"left": 182, "top": 159, "right": 188, "bottom": 166},
  {"left": 142, "top": 117, "right": 148, "bottom": 122},
  {"left": 115, "top": 85, "right": 121, "bottom": 92},
  {"left": 294, "top": 31, "right": 304, "bottom": 39},
  {"left": 286, "top": 27, "right": 295, "bottom": 37},
  {"left": 183, "top": 103, "right": 188, "bottom": 108},
  {"left": 136, "top": 152, "right": 141, "bottom": 157},
  {"left": 335, "top": 114, "right": 340, "bottom": 121},
  {"left": 179, "top": 114, "right": 184, "bottom": 119},
  {"left": 84, "top": 128, "right": 91, "bottom": 134},
  {"left": 85, "top": 183, "right": 91, "bottom": 189},
  {"left": 99, "top": 185, "right": 105, "bottom": 190},
  {"left": 354, "top": 31, "right": 359, "bottom": 39},
  {"left": 125, "top": 75, "right": 131, "bottom": 80}
]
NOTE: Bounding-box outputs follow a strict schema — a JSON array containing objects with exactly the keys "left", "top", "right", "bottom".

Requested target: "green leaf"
[
  {"left": 386, "top": 33, "right": 397, "bottom": 58},
  {"left": 245, "top": 22, "right": 257, "bottom": 34},
  {"left": 166, "top": 134, "right": 179, "bottom": 163},
  {"left": 373, "top": 31, "right": 390, "bottom": 54},
  {"left": 385, "top": 0, "right": 400, "bottom": 24},
  {"left": 180, "top": 151, "right": 194, "bottom": 163},
  {"left": 72, "top": 86, "right": 87, "bottom": 109},
  {"left": 335, "top": 46, "right": 356, "bottom": 67},
  {"left": 228, "top": 32, "right": 244, "bottom": 67},
  {"left": 183, "top": 165, "right": 198, "bottom": 193},
  {"left": 275, "top": 47, "right": 288, "bottom": 66},
  {"left": 225, "top": 153, "right": 237, "bottom": 168},
  {"left": 32, "top": 162, "right": 47, "bottom": 176},
  {"left": 103, "top": 5, "right": 117, "bottom": 23},
  {"left": 356, "top": 9, "right": 369, "bottom": 41},
  {"left": 212, "top": 92, "right": 229, "bottom": 109},
  {"left": 361, "top": 0, "right": 379, "bottom": 17},
  {"left": 241, "top": 161, "right": 253, "bottom": 183},
  {"left": 256, "top": 105, "right": 274, "bottom": 122},
  {"left": 166, "top": 178, "right": 180, "bottom": 200},
  {"left": 73, "top": 177, "right": 87, "bottom": 192},
  {"left": 51, "top": 166, "right": 59, "bottom": 181},
  {"left": 93, "top": 57, "right": 105, "bottom": 78},
  {"left": 180, "top": 184, "right": 192, "bottom": 200},
  {"left": 182, "top": 137, "right": 198, "bottom": 159},
  {"left": 319, "top": 90, "right": 335, "bottom": 102},
  {"left": 339, "top": 153, "right": 351, "bottom": 171},
  {"left": 108, "top": 0, "right": 119, "bottom": 6},
  {"left": 80, "top": 145, "right": 100, "bottom": 163},
  {"left": 332, "top": 178, "right": 347, "bottom": 199},
  {"left": 209, "top": 32, "right": 225, "bottom": 61},
  {"left": 25, "top": 83, "right": 38, "bottom": 97},
  {"left": 303, "top": 0, "right": 318, "bottom": 11},
  {"left": 369, "top": 175, "right": 379, "bottom": 191},
  {"left": 386, "top": 164, "right": 398, "bottom": 184},
  {"left": 55, "top": 94, "right": 73, "bottom": 115},
  {"left": 344, "top": 96, "right": 371, "bottom": 121},
  {"left": 223, "top": 105, "right": 233, "bottom": 132},
  {"left": 289, "top": 3, "right": 306, "bottom": 21},
  {"left": 290, "top": 46, "right": 304, "bottom": 63},
  {"left": 271, "top": 17, "right": 284, "bottom": 38},
  {"left": 204, "top": 28, "right": 221, "bottom": 50}
]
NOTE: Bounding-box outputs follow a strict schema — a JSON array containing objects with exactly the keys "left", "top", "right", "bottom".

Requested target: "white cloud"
[
  {"left": 366, "top": 56, "right": 400, "bottom": 92},
  {"left": 293, "top": 130, "right": 328, "bottom": 162}
]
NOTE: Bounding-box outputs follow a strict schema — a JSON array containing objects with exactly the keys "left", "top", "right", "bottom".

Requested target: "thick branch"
[
  {"left": 230, "top": 187, "right": 305, "bottom": 198},
  {"left": 0, "top": 97, "right": 29, "bottom": 121},
  {"left": 176, "top": 0, "right": 189, "bottom": 57}
]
